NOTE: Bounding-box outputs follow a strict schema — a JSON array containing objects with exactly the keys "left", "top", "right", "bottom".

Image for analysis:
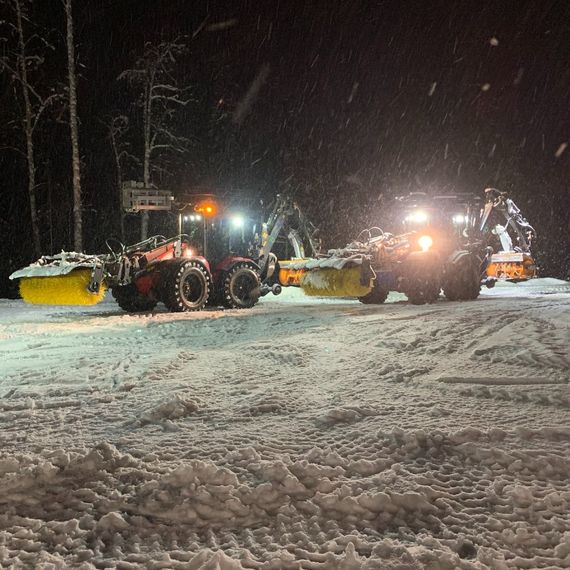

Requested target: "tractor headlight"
[
  {"left": 418, "top": 235, "right": 433, "bottom": 252},
  {"left": 405, "top": 210, "right": 429, "bottom": 224},
  {"left": 231, "top": 215, "right": 245, "bottom": 228}
]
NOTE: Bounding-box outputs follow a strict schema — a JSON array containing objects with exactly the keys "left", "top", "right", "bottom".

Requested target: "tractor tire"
[
  {"left": 112, "top": 284, "right": 157, "bottom": 313},
  {"left": 405, "top": 276, "right": 440, "bottom": 305},
  {"left": 443, "top": 254, "right": 481, "bottom": 301},
  {"left": 221, "top": 263, "right": 261, "bottom": 309},
  {"left": 402, "top": 253, "right": 441, "bottom": 305},
  {"left": 161, "top": 260, "right": 211, "bottom": 312},
  {"left": 358, "top": 282, "right": 389, "bottom": 305}
]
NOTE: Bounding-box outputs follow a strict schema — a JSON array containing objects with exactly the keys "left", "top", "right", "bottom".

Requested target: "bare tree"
[
  {"left": 62, "top": 0, "right": 82, "bottom": 251},
  {"left": 118, "top": 40, "right": 191, "bottom": 240},
  {"left": 103, "top": 115, "right": 139, "bottom": 241},
  {"left": 0, "top": 0, "right": 58, "bottom": 257}
]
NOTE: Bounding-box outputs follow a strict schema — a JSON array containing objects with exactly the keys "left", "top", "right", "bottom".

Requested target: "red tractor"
[
  {"left": 101, "top": 230, "right": 265, "bottom": 313},
  {"left": 10, "top": 194, "right": 309, "bottom": 312},
  {"left": 10, "top": 233, "right": 265, "bottom": 313}
]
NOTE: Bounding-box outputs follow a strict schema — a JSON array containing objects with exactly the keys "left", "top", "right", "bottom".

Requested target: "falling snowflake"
[
  {"left": 489, "top": 37, "right": 499, "bottom": 46},
  {"left": 555, "top": 142, "right": 568, "bottom": 158},
  {"left": 481, "top": 83, "right": 491, "bottom": 91}
]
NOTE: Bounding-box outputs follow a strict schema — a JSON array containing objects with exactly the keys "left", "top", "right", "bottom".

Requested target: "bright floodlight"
[
  {"left": 194, "top": 214, "right": 202, "bottom": 221},
  {"left": 452, "top": 214, "right": 466, "bottom": 225},
  {"left": 231, "top": 215, "right": 245, "bottom": 228},
  {"left": 406, "top": 210, "right": 429, "bottom": 224},
  {"left": 418, "top": 235, "right": 433, "bottom": 252},
  {"left": 183, "top": 215, "right": 189, "bottom": 222}
]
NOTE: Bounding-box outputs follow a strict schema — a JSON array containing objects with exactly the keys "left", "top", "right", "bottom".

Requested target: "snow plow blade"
[
  {"left": 10, "top": 253, "right": 107, "bottom": 306},
  {"left": 17, "top": 270, "right": 107, "bottom": 306}
]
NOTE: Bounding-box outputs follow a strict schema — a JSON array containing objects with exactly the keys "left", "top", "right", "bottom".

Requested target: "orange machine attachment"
[
  {"left": 485, "top": 252, "right": 537, "bottom": 281},
  {"left": 277, "top": 260, "right": 307, "bottom": 287}
]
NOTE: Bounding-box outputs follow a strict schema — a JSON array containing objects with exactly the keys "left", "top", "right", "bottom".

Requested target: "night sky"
[{"left": 1, "top": 0, "right": 568, "bottom": 296}]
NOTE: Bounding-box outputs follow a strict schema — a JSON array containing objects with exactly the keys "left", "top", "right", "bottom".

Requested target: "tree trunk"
[
  {"left": 141, "top": 84, "right": 152, "bottom": 241},
  {"left": 64, "top": 0, "right": 82, "bottom": 252},
  {"left": 14, "top": 0, "right": 41, "bottom": 257},
  {"left": 109, "top": 125, "right": 125, "bottom": 242}
]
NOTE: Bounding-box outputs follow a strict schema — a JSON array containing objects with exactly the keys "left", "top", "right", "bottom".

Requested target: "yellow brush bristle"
[
  {"left": 19, "top": 269, "right": 107, "bottom": 306},
  {"left": 300, "top": 266, "right": 372, "bottom": 297}
]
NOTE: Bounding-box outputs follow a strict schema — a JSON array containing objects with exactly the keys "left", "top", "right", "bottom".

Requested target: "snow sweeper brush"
[
  {"left": 300, "top": 266, "right": 372, "bottom": 297},
  {"left": 279, "top": 258, "right": 374, "bottom": 297},
  {"left": 10, "top": 254, "right": 107, "bottom": 306}
]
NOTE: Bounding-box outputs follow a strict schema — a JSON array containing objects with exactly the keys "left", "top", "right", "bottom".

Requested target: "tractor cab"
[
  {"left": 177, "top": 196, "right": 261, "bottom": 263},
  {"left": 392, "top": 189, "right": 537, "bottom": 283},
  {"left": 394, "top": 192, "right": 484, "bottom": 255}
]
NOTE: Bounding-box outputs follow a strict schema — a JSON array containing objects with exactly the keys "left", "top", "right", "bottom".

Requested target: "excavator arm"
[
  {"left": 480, "top": 188, "right": 537, "bottom": 280},
  {"left": 257, "top": 194, "right": 320, "bottom": 277}
]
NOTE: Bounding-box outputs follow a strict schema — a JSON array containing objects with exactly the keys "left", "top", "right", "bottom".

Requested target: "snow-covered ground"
[{"left": 1, "top": 279, "right": 569, "bottom": 569}]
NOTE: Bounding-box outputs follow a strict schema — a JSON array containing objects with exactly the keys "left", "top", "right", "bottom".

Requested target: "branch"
[
  {"left": 24, "top": 32, "right": 56, "bottom": 52},
  {"left": 151, "top": 138, "right": 190, "bottom": 154},
  {"left": 117, "top": 68, "right": 147, "bottom": 82},
  {"left": 118, "top": 149, "right": 140, "bottom": 166},
  {"left": 151, "top": 83, "right": 181, "bottom": 93},
  {"left": 151, "top": 93, "right": 191, "bottom": 106},
  {"left": 0, "top": 56, "right": 46, "bottom": 105},
  {"left": 0, "top": 144, "right": 26, "bottom": 158},
  {"left": 31, "top": 91, "right": 60, "bottom": 132}
]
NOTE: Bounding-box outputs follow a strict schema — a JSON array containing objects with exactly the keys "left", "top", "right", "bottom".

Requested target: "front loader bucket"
[
  {"left": 300, "top": 266, "right": 372, "bottom": 297},
  {"left": 18, "top": 269, "right": 107, "bottom": 306}
]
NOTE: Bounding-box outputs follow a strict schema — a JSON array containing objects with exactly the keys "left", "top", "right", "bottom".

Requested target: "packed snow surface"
[{"left": 0, "top": 279, "right": 569, "bottom": 569}]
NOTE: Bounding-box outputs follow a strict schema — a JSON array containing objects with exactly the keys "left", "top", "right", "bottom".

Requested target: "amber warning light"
[{"left": 194, "top": 200, "right": 218, "bottom": 217}]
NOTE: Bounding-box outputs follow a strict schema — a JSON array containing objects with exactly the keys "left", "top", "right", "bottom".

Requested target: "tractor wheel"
[
  {"left": 405, "top": 276, "right": 441, "bottom": 305},
  {"left": 162, "top": 260, "right": 211, "bottom": 312},
  {"left": 358, "top": 282, "right": 389, "bottom": 304},
  {"left": 112, "top": 284, "right": 157, "bottom": 313},
  {"left": 443, "top": 254, "right": 481, "bottom": 301},
  {"left": 221, "top": 263, "right": 261, "bottom": 309},
  {"left": 402, "top": 254, "right": 441, "bottom": 305}
]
